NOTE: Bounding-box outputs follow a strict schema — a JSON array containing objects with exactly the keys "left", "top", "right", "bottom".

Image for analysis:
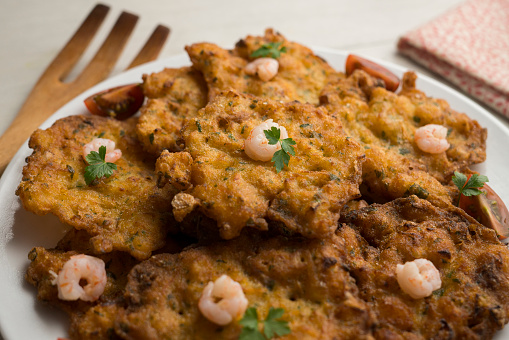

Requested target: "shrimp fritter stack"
[{"left": 18, "top": 29, "right": 509, "bottom": 340}]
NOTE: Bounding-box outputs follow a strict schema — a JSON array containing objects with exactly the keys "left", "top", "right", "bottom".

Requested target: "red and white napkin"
[{"left": 397, "top": 0, "right": 509, "bottom": 118}]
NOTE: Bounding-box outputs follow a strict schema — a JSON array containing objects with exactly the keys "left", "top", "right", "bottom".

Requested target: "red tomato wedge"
[
  {"left": 458, "top": 175, "right": 509, "bottom": 240},
  {"left": 84, "top": 83, "right": 144, "bottom": 120},
  {"left": 345, "top": 54, "right": 400, "bottom": 92}
]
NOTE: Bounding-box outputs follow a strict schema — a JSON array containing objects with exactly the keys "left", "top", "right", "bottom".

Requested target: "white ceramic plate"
[{"left": 1, "top": 49, "right": 508, "bottom": 340}]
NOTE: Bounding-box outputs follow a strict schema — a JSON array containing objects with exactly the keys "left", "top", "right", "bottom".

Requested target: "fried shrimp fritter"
[
  {"left": 114, "top": 232, "right": 375, "bottom": 340},
  {"left": 156, "top": 91, "right": 365, "bottom": 239},
  {"left": 136, "top": 67, "right": 208, "bottom": 155},
  {"left": 185, "top": 28, "right": 334, "bottom": 104},
  {"left": 320, "top": 70, "right": 486, "bottom": 206},
  {"left": 25, "top": 228, "right": 187, "bottom": 340},
  {"left": 399, "top": 72, "right": 487, "bottom": 175},
  {"left": 25, "top": 229, "right": 138, "bottom": 340},
  {"left": 320, "top": 70, "right": 487, "bottom": 185},
  {"left": 340, "top": 196, "right": 509, "bottom": 339},
  {"left": 16, "top": 115, "right": 177, "bottom": 259}
]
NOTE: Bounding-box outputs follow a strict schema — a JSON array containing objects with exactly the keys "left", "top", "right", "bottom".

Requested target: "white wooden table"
[
  {"left": 1, "top": 0, "right": 508, "bottom": 138},
  {"left": 0, "top": 0, "right": 507, "bottom": 338}
]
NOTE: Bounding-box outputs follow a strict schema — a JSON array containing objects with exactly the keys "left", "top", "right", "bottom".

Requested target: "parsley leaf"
[
  {"left": 251, "top": 42, "right": 287, "bottom": 59},
  {"left": 240, "top": 327, "right": 265, "bottom": 340},
  {"left": 264, "top": 126, "right": 281, "bottom": 144},
  {"left": 280, "top": 139, "right": 296, "bottom": 156},
  {"left": 239, "top": 307, "right": 291, "bottom": 340},
  {"left": 452, "top": 171, "right": 488, "bottom": 205},
  {"left": 263, "top": 307, "right": 291, "bottom": 339},
  {"left": 84, "top": 146, "right": 117, "bottom": 185},
  {"left": 271, "top": 150, "right": 290, "bottom": 173},
  {"left": 239, "top": 307, "right": 259, "bottom": 330},
  {"left": 264, "top": 127, "right": 296, "bottom": 173}
]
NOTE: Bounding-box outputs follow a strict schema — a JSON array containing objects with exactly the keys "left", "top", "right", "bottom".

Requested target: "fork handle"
[{"left": 0, "top": 79, "right": 69, "bottom": 175}]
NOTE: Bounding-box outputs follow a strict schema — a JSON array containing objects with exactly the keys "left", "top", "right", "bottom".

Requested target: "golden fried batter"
[
  {"left": 185, "top": 28, "right": 334, "bottom": 104},
  {"left": 136, "top": 67, "right": 208, "bottom": 155},
  {"left": 340, "top": 196, "right": 509, "bottom": 339},
  {"left": 17, "top": 115, "right": 177, "bottom": 259},
  {"left": 114, "top": 232, "right": 375, "bottom": 340},
  {"left": 320, "top": 70, "right": 487, "bottom": 185},
  {"left": 360, "top": 145, "right": 454, "bottom": 207},
  {"left": 157, "top": 91, "right": 365, "bottom": 239}
]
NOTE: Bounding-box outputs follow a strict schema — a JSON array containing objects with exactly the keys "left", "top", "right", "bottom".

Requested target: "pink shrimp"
[
  {"left": 414, "top": 124, "right": 450, "bottom": 154},
  {"left": 244, "top": 119, "right": 289, "bottom": 161},
  {"left": 244, "top": 58, "right": 279, "bottom": 81},
  {"left": 198, "top": 275, "right": 248, "bottom": 325},
  {"left": 82, "top": 138, "right": 122, "bottom": 163},
  {"left": 52, "top": 254, "right": 107, "bottom": 302},
  {"left": 396, "top": 258, "right": 441, "bottom": 299}
]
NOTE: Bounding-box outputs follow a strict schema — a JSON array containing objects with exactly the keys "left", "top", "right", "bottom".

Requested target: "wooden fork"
[{"left": 0, "top": 4, "right": 170, "bottom": 175}]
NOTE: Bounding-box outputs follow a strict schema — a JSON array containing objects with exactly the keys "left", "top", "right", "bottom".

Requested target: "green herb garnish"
[
  {"left": 84, "top": 146, "right": 117, "bottom": 185},
  {"left": 251, "top": 42, "right": 287, "bottom": 59},
  {"left": 239, "top": 307, "right": 291, "bottom": 340},
  {"left": 264, "top": 127, "right": 296, "bottom": 173},
  {"left": 452, "top": 171, "right": 488, "bottom": 205}
]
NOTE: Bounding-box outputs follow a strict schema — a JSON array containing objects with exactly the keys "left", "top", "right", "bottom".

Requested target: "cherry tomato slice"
[
  {"left": 84, "top": 83, "right": 144, "bottom": 120},
  {"left": 458, "top": 175, "right": 509, "bottom": 240},
  {"left": 345, "top": 54, "right": 400, "bottom": 92}
]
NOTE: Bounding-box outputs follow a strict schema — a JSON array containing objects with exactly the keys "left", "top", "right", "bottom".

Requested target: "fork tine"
[
  {"left": 0, "top": 8, "right": 171, "bottom": 175},
  {"left": 48, "top": 4, "right": 110, "bottom": 81},
  {"left": 74, "top": 11, "right": 138, "bottom": 88},
  {"left": 126, "top": 25, "right": 170, "bottom": 70}
]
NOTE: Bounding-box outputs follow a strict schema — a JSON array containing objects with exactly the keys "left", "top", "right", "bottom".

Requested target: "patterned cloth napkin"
[{"left": 397, "top": 0, "right": 509, "bottom": 118}]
